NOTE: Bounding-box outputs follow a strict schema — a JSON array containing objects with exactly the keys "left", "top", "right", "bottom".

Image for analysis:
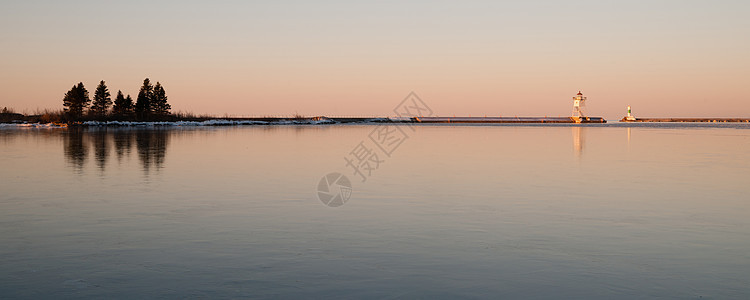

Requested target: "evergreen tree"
[
  {"left": 112, "top": 90, "right": 125, "bottom": 113},
  {"left": 125, "top": 95, "right": 134, "bottom": 111},
  {"left": 151, "top": 82, "right": 171, "bottom": 115},
  {"left": 135, "top": 78, "right": 153, "bottom": 120},
  {"left": 112, "top": 90, "right": 134, "bottom": 116},
  {"left": 62, "top": 82, "right": 90, "bottom": 120},
  {"left": 90, "top": 80, "right": 112, "bottom": 117}
]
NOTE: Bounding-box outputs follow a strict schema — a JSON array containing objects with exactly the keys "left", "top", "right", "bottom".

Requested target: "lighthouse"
[
  {"left": 572, "top": 91, "right": 587, "bottom": 122},
  {"left": 625, "top": 105, "right": 636, "bottom": 121}
]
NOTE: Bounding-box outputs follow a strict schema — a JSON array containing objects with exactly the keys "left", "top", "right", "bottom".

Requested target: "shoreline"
[
  {"left": 0, "top": 115, "right": 608, "bottom": 127},
  {"left": 6, "top": 116, "right": 750, "bottom": 128}
]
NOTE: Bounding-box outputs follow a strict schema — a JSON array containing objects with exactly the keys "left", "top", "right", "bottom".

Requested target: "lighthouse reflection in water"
[{"left": 572, "top": 126, "right": 585, "bottom": 158}]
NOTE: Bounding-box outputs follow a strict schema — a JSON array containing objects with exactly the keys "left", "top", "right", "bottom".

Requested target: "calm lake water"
[{"left": 1, "top": 123, "right": 749, "bottom": 299}]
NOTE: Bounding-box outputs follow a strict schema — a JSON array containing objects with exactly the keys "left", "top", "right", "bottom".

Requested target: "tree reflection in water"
[
  {"left": 64, "top": 127, "right": 88, "bottom": 172},
  {"left": 91, "top": 129, "right": 109, "bottom": 170},
  {"left": 135, "top": 130, "right": 169, "bottom": 172},
  {"left": 113, "top": 130, "right": 134, "bottom": 163},
  {"left": 63, "top": 128, "right": 169, "bottom": 173}
]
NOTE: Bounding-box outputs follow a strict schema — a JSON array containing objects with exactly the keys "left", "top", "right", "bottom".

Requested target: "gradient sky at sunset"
[{"left": 1, "top": 1, "right": 748, "bottom": 119}]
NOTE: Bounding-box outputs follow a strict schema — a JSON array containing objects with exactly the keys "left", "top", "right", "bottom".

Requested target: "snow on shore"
[
  {"left": 81, "top": 119, "right": 341, "bottom": 126},
  {"left": 0, "top": 123, "right": 68, "bottom": 128},
  {"left": 0, "top": 118, "right": 343, "bottom": 128},
  {"left": 82, "top": 120, "right": 272, "bottom": 126}
]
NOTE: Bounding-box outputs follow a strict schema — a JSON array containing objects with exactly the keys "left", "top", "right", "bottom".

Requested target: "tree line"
[{"left": 63, "top": 78, "right": 171, "bottom": 121}]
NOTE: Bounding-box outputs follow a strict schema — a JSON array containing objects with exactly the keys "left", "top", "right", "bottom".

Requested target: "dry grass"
[
  {"left": 1, "top": 107, "right": 27, "bottom": 123},
  {"left": 172, "top": 110, "right": 217, "bottom": 121},
  {"left": 1, "top": 107, "right": 17, "bottom": 114},
  {"left": 35, "top": 109, "right": 67, "bottom": 124}
]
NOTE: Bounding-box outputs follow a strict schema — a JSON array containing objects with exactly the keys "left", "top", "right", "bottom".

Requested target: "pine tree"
[
  {"left": 112, "top": 90, "right": 134, "bottom": 116},
  {"left": 112, "top": 90, "right": 125, "bottom": 114},
  {"left": 125, "top": 95, "right": 134, "bottom": 111},
  {"left": 62, "top": 82, "right": 90, "bottom": 120},
  {"left": 151, "top": 82, "right": 171, "bottom": 116},
  {"left": 135, "top": 78, "right": 153, "bottom": 120},
  {"left": 90, "top": 80, "right": 112, "bottom": 117}
]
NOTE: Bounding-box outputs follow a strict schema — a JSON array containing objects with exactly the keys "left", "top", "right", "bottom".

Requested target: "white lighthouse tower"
[
  {"left": 572, "top": 91, "right": 587, "bottom": 122},
  {"left": 625, "top": 105, "right": 636, "bottom": 121}
]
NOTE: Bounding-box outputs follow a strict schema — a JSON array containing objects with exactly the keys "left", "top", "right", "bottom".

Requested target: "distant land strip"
[{"left": 1, "top": 115, "right": 610, "bottom": 126}]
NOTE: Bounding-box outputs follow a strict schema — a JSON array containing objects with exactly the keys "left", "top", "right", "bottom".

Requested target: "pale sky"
[{"left": 1, "top": 0, "right": 748, "bottom": 119}]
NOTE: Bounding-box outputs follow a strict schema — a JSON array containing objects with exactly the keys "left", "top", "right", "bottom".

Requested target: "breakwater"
[
  {"left": 621, "top": 118, "right": 750, "bottom": 123},
  {"left": 414, "top": 116, "right": 607, "bottom": 123}
]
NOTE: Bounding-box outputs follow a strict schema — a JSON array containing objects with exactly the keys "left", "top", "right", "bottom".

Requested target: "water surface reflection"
[
  {"left": 57, "top": 126, "right": 593, "bottom": 175},
  {"left": 572, "top": 126, "right": 585, "bottom": 158},
  {"left": 62, "top": 128, "right": 170, "bottom": 173},
  {"left": 1, "top": 124, "right": 749, "bottom": 299}
]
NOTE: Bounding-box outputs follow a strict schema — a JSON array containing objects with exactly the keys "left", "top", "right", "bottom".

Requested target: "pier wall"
[{"left": 621, "top": 118, "right": 750, "bottom": 123}]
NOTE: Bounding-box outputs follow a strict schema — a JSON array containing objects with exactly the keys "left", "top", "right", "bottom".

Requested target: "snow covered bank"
[
  {"left": 1, "top": 117, "right": 396, "bottom": 128},
  {"left": 80, "top": 120, "right": 271, "bottom": 126},
  {"left": 0, "top": 123, "right": 67, "bottom": 128},
  {"left": 79, "top": 119, "right": 339, "bottom": 126}
]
